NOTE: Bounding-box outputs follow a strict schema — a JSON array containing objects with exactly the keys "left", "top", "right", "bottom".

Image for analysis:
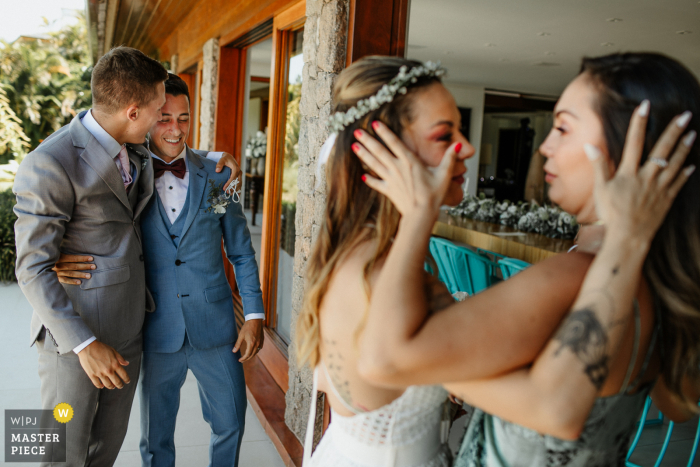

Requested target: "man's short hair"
[
  {"left": 164, "top": 73, "right": 190, "bottom": 102},
  {"left": 91, "top": 46, "right": 168, "bottom": 114}
]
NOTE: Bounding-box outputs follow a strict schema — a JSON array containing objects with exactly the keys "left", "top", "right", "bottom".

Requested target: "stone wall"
[
  {"left": 198, "top": 38, "right": 219, "bottom": 151},
  {"left": 284, "top": 0, "right": 349, "bottom": 445}
]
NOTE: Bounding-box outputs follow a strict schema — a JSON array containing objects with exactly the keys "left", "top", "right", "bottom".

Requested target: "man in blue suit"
[{"left": 137, "top": 73, "right": 264, "bottom": 467}]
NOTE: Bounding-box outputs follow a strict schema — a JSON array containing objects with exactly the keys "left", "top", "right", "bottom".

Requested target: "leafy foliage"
[
  {"left": 449, "top": 193, "right": 579, "bottom": 239},
  {"left": 0, "top": 189, "right": 18, "bottom": 282},
  {"left": 0, "top": 86, "right": 30, "bottom": 159},
  {"left": 0, "top": 13, "right": 92, "bottom": 163}
]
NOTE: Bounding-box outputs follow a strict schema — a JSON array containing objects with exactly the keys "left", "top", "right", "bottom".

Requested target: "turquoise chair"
[
  {"left": 498, "top": 257, "right": 531, "bottom": 279},
  {"left": 626, "top": 399, "right": 700, "bottom": 467},
  {"left": 428, "top": 237, "right": 497, "bottom": 295},
  {"left": 476, "top": 248, "right": 507, "bottom": 262}
]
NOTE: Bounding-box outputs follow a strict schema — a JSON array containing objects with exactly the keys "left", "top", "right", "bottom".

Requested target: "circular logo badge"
[{"left": 53, "top": 403, "right": 74, "bottom": 423}]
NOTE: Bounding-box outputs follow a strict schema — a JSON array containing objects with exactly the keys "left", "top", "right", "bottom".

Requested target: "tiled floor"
[{"left": 0, "top": 282, "right": 285, "bottom": 467}]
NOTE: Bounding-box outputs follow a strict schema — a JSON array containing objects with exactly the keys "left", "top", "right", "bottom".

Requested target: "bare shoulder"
[{"left": 320, "top": 239, "right": 385, "bottom": 329}]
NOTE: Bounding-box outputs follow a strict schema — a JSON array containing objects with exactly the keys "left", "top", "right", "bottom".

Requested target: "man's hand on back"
[
  {"left": 53, "top": 254, "right": 95, "bottom": 285},
  {"left": 77, "top": 340, "right": 130, "bottom": 389},
  {"left": 214, "top": 152, "right": 242, "bottom": 190}
]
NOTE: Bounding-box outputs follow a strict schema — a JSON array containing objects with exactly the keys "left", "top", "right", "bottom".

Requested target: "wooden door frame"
[
  {"left": 347, "top": 0, "right": 410, "bottom": 64},
  {"left": 213, "top": 47, "right": 247, "bottom": 163},
  {"left": 259, "top": 0, "right": 306, "bottom": 336}
]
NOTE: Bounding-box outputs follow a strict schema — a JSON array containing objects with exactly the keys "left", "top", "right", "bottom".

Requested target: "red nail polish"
[
  {"left": 354, "top": 129, "right": 363, "bottom": 139},
  {"left": 361, "top": 174, "right": 367, "bottom": 182},
  {"left": 352, "top": 143, "right": 360, "bottom": 152},
  {"left": 372, "top": 121, "right": 380, "bottom": 131},
  {"left": 455, "top": 143, "right": 462, "bottom": 153}
]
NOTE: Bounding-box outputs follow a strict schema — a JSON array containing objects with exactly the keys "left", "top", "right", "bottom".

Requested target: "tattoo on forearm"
[{"left": 554, "top": 308, "right": 610, "bottom": 389}]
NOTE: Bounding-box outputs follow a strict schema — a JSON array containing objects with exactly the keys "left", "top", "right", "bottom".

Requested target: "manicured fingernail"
[
  {"left": 454, "top": 143, "right": 463, "bottom": 153},
  {"left": 372, "top": 121, "right": 380, "bottom": 131},
  {"left": 684, "top": 165, "right": 696, "bottom": 176},
  {"left": 91, "top": 265, "right": 96, "bottom": 269},
  {"left": 85, "top": 274, "right": 91, "bottom": 278},
  {"left": 88, "top": 257, "right": 94, "bottom": 261},
  {"left": 683, "top": 130, "right": 697, "bottom": 147},
  {"left": 351, "top": 143, "right": 360, "bottom": 152},
  {"left": 637, "top": 100, "right": 650, "bottom": 117},
  {"left": 584, "top": 144, "right": 601, "bottom": 161},
  {"left": 354, "top": 129, "right": 363, "bottom": 139},
  {"left": 361, "top": 174, "right": 367, "bottom": 182},
  {"left": 677, "top": 111, "right": 692, "bottom": 128}
]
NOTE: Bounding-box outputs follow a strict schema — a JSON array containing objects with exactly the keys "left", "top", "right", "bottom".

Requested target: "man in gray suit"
[{"left": 13, "top": 47, "right": 237, "bottom": 466}]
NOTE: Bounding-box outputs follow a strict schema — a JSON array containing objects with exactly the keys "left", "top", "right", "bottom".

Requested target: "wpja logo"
[{"left": 5, "top": 407, "right": 68, "bottom": 462}]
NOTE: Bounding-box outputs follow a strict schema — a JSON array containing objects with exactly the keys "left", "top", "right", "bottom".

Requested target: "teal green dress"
[{"left": 455, "top": 304, "right": 658, "bottom": 467}]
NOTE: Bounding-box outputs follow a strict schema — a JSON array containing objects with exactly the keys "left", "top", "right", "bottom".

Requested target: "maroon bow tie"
[{"left": 153, "top": 158, "right": 186, "bottom": 179}]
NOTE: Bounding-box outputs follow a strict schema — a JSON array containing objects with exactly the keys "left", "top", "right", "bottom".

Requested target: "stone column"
[
  {"left": 198, "top": 38, "right": 219, "bottom": 151},
  {"left": 285, "top": 0, "right": 349, "bottom": 446},
  {"left": 170, "top": 54, "right": 179, "bottom": 74}
]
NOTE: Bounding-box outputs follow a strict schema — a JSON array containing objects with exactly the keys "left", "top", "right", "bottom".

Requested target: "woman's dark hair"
[{"left": 581, "top": 52, "right": 700, "bottom": 408}]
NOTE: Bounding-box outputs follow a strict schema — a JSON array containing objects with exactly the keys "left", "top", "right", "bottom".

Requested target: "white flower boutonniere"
[{"left": 206, "top": 178, "right": 241, "bottom": 214}]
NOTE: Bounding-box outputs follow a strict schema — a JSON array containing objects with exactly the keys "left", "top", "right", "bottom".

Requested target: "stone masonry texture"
[
  {"left": 198, "top": 38, "right": 219, "bottom": 152},
  {"left": 285, "top": 0, "right": 349, "bottom": 447}
]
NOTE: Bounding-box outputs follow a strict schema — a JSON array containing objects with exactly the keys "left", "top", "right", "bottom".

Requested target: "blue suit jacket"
[{"left": 141, "top": 148, "right": 263, "bottom": 353}]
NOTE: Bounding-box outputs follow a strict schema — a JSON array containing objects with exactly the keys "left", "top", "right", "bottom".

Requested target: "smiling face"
[
  {"left": 539, "top": 74, "right": 612, "bottom": 223},
  {"left": 149, "top": 93, "right": 190, "bottom": 162},
  {"left": 401, "top": 83, "right": 475, "bottom": 206}
]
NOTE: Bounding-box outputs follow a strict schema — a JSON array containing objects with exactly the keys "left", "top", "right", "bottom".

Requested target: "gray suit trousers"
[{"left": 36, "top": 331, "right": 142, "bottom": 467}]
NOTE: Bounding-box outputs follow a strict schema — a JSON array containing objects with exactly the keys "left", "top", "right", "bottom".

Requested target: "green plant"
[
  {"left": 0, "top": 189, "right": 18, "bottom": 282},
  {"left": 0, "top": 13, "right": 92, "bottom": 164}
]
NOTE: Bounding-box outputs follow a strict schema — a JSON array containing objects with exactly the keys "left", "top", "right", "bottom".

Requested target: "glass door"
[{"left": 274, "top": 28, "right": 303, "bottom": 345}]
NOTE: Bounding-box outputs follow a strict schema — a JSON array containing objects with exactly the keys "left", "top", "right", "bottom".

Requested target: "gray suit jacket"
[{"left": 13, "top": 112, "right": 155, "bottom": 354}]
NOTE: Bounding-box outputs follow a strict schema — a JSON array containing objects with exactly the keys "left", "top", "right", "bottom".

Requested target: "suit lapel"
[
  {"left": 79, "top": 137, "right": 132, "bottom": 213},
  {"left": 130, "top": 144, "right": 154, "bottom": 220},
  {"left": 179, "top": 148, "right": 207, "bottom": 241},
  {"left": 150, "top": 192, "right": 174, "bottom": 242}
]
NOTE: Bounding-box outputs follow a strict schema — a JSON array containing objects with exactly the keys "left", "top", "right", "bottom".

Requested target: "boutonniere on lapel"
[
  {"left": 126, "top": 144, "right": 149, "bottom": 170},
  {"left": 205, "top": 180, "right": 231, "bottom": 214}
]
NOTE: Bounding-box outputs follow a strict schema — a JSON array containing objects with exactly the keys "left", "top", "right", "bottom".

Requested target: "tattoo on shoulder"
[{"left": 554, "top": 308, "right": 610, "bottom": 389}]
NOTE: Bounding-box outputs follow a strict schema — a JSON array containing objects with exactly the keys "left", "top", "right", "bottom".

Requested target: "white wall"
[
  {"left": 247, "top": 97, "right": 262, "bottom": 139},
  {"left": 443, "top": 83, "right": 485, "bottom": 196}
]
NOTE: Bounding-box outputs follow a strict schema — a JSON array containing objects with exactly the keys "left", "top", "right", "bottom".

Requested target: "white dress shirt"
[
  {"left": 152, "top": 149, "right": 264, "bottom": 322},
  {"left": 74, "top": 113, "right": 260, "bottom": 354}
]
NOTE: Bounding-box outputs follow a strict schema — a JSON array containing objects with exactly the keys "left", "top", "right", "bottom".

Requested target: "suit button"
[
  {"left": 139, "top": 255, "right": 144, "bottom": 261},
  {"left": 177, "top": 293, "right": 180, "bottom": 298},
  {"left": 170, "top": 235, "right": 176, "bottom": 239},
  {"left": 175, "top": 259, "right": 181, "bottom": 266}
]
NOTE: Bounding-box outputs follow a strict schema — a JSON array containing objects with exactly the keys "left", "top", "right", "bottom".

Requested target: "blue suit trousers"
[{"left": 139, "top": 336, "right": 247, "bottom": 467}]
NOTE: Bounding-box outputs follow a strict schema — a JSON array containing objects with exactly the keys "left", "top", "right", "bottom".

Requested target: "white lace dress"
[{"left": 303, "top": 366, "right": 452, "bottom": 467}]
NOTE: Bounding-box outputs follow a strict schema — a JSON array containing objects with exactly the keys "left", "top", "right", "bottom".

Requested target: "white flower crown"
[{"left": 328, "top": 61, "right": 446, "bottom": 134}]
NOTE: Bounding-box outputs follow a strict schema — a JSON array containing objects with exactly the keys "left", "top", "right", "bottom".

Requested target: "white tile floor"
[{"left": 0, "top": 282, "right": 285, "bottom": 467}]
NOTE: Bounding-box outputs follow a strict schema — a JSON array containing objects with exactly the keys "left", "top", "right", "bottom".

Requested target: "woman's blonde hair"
[{"left": 295, "top": 56, "right": 442, "bottom": 368}]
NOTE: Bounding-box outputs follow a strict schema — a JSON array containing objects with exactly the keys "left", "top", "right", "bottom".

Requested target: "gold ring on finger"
[{"left": 650, "top": 157, "right": 669, "bottom": 168}]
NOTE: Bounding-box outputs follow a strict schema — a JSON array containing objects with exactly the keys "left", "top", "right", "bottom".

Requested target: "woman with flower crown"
[
  {"left": 297, "top": 53, "right": 697, "bottom": 467},
  {"left": 296, "top": 56, "right": 472, "bottom": 467},
  {"left": 349, "top": 52, "right": 699, "bottom": 466}
]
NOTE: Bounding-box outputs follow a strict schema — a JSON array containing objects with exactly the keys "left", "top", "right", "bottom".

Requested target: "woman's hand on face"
[
  {"left": 585, "top": 100, "right": 696, "bottom": 245},
  {"left": 352, "top": 121, "right": 461, "bottom": 220}
]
